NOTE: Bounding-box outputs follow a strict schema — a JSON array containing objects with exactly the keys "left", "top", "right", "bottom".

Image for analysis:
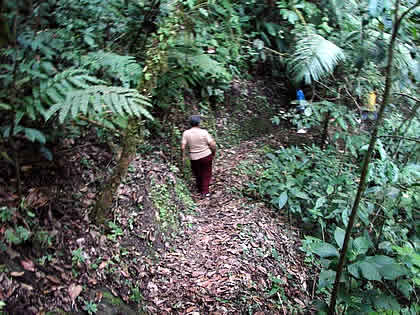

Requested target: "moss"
[
  {"left": 174, "top": 178, "right": 195, "bottom": 213},
  {"left": 45, "top": 310, "right": 70, "bottom": 315},
  {"left": 150, "top": 181, "right": 177, "bottom": 229},
  {"left": 149, "top": 174, "right": 196, "bottom": 230},
  {"left": 102, "top": 290, "right": 124, "bottom": 306}
]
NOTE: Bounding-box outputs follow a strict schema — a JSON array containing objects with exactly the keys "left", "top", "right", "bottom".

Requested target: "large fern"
[
  {"left": 80, "top": 51, "right": 142, "bottom": 87},
  {"left": 42, "top": 68, "right": 105, "bottom": 104},
  {"left": 45, "top": 86, "right": 152, "bottom": 123},
  {"left": 288, "top": 28, "right": 345, "bottom": 85}
]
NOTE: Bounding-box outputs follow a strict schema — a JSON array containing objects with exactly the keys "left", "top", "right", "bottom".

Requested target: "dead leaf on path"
[
  {"left": 185, "top": 306, "right": 197, "bottom": 313},
  {"left": 21, "top": 283, "right": 33, "bottom": 291},
  {"left": 68, "top": 284, "right": 83, "bottom": 302},
  {"left": 294, "top": 297, "right": 305, "bottom": 306},
  {"left": 6, "top": 247, "right": 20, "bottom": 259},
  {"left": 98, "top": 261, "right": 108, "bottom": 269},
  {"left": 121, "top": 269, "right": 129, "bottom": 278},
  {"left": 21, "top": 259, "right": 35, "bottom": 272},
  {"left": 88, "top": 277, "right": 97, "bottom": 285},
  {"left": 25, "top": 188, "right": 49, "bottom": 208},
  {"left": 47, "top": 275, "right": 61, "bottom": 284},
  {"left": 95, "top": 291, "right": 103, "bottom": 302}
]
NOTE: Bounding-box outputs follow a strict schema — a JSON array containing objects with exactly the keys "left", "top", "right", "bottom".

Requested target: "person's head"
[{"left": 190, "top": 115, "right": 201, "bottom": 127}]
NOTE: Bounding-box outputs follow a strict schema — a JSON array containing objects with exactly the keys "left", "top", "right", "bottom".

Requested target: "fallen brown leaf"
[
  {"left": 68, "top": 284, "right": 83, "bottom": 302},
  {"left": 21, "top": 259, "right": 35, "bottom": 272}
]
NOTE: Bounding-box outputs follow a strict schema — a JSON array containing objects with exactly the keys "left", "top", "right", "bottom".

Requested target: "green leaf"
[
  {"left": 368, "top": 0, "right": 379, "bottom": 17},
  {"left": 198, "top": 8, "right": 208, "bottom": 17},
  {"left": 336, "top": 117, "right": 347, "bottom": 130},
  {"left": 24, "top": 128, "right": 46, "bottom": 144},
  {"left": 111, "top": 92, "right": 124, "bottom": 115},
  {"left": 253, "top": 39, "right": 264, "bottom": 51},
  {"left": 318, "top": 269, "right": 335, "bottom": 289},
  {"left": 370, "top": 293, "right": 401, "bottom": 312},
  {"left": 59, "top": 100, "right": 72, "bottom": 123},
  {"left": 359, "top": 261, "right": 381, "bottom": 281},
  {"left": 353, "top": 237, "right": 371, "bottom": 256},
  {"left": 44, "top": 103, "right": 62, "bottom": 121},
  {"left": 280, "top": 9, "right": 299, "bottom": 24},
  {"left": 326, "top": 185, "right": 334, "bottom": 195},
  {"left": 293, "top": 191, "right": 309, "bottom": 199},
  {"left": 80, "top": 92, "right": 89, "bottom": 115},
  {"left": 46, "top": 88, "right": 64, "bottom": 103},
  {"left": 0, "top": 103, "right": 12, "bottom": 110},
  {"left": 15, "top": 111, "right": 24, "bottom": 126},
  {"left": 380, "top": 263, "right": 407, "bottom": 280},
  {"left": 312, "top": 242, "right": 339, "bottom": 258},
  {"left": 348, "top": 262, "right": 361, "bottom": 278},
  {"left": 70, "top": 94, "right": 80, "bottom": 119},
  {"left": 315, "top": 196, "right": 326, "bottom": 209},
  {"left": 278, "top": 191, "right": 288, "bottom": 209},
  {"left": 84, "top": 34, "right": 96, "bottom": 47},
  {"left": 264, "top": 22, "right": 278, "bottom": 37},
  {"left": 334, "top": 227, "right": 345, "bottom": 249},
  {"left": 267, "top": 286, "right": 280, "bottom": 297},
  {"left": 40, "top": 146, "right": 53, "bottom": 161},
  {"left": 396, "top": 279, "right": 412, "bottom": 298}
]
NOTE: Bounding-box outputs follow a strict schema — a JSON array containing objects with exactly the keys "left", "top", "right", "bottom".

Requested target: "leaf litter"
[{"left": 0, "top": 80, "right": 320, "bottom": 314}]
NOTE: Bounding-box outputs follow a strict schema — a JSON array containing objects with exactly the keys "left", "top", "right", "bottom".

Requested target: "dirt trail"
[{"left": 143, "top": 139, "right": 314, "bottom": 314}]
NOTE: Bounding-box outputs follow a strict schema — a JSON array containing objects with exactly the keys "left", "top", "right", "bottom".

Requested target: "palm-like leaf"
[
  {"left": 81, "top": 51, "right": 142, "bottom": 86},
  {"left": 288, "top": 29, "right": 345, "bottom": 84},
  {"left": 44, "top": 86, "right": 152, "bottom": 123}
]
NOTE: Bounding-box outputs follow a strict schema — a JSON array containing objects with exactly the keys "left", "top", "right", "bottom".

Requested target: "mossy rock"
[
  {"left": 91, "top": 288, "right": 142, "bottom": 315},
  {"left": 45, "top": 309, "right": 73, "bottom": 315}
]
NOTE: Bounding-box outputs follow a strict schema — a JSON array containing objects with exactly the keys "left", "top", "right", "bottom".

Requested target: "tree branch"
[
  {"left": 380, "top": 135, "right": 420, "bottom": 143},
  {"left": 77, "top": 115, "right": 124, "bottom": 136},
  {"left": 397, "top": 0, "right": 420, "bottom": 24},
  {"left": 393, "top": 92, "right": 420, "bottom": 103}
]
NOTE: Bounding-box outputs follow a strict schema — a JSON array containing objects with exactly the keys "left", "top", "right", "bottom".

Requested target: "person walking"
[{"left": 181, "top": 115, "right": 216, "bottom": 198}]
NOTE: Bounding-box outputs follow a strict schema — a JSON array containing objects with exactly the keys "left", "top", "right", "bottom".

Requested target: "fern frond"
[
  {"left": 45, "top": 86, "right": 152, "bottom": 123},
  {"left": 81, "top": 51, "right": 142, "bottom": 85},
  {"left": 59, "top": 100, "right": 72, "bottom": 124},
  {"left": 172, "top": 49, "right": 230, "bottom": 79},
  {"left": 288, "top": 28, "right": 345, "bottom": 84},
  {"left": 111, "top": 92, "right": 125, "bottom": 116},
  {"left": 43, "top": 68, "right": 106, "bottom": 105}
]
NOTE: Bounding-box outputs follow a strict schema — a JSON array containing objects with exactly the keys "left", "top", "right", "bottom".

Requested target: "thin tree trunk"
[
  {"left": 93, "top": 4, "right": 181, "bottom": 224},
  {"left": 320, "top": 110, "right": 330, "bottom": 149},
  {"left": 392, "top": 101, "right": 419, "bottom": 159},
  {"left": 93, "top": 119, "right": 141, "bottom": 224},
  {"left": 328, "top": 0, "right": 420, "bottom": 313}
]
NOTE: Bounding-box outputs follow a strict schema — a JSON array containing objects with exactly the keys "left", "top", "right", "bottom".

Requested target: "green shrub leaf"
[
  {"left": 277, "top": 191, "right": 288, "bottom": 209},
  {"left": 334, "top": 227, "right": 345, "bottom": 249},
  {"left": 312, "top": 242, "right": 339, "bottom": 258},
  {"left": 359, "top": 261, "right": 381, "bottom": 281}
]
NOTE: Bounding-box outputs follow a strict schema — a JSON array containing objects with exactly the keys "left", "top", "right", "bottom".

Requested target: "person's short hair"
[{"left": 190, "top": 115, "right": 200, "bottom": 127}]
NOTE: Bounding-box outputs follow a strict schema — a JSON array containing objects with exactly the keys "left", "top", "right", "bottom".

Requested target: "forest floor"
[
  {"left": 141, "top": 135, "right": 317, "bottom": 314},
  {"left": 0, "top": 79, "right": 321, "bottom": 314}
]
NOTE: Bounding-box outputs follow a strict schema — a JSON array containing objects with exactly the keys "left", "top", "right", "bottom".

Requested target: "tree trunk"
[
  {"left": 328, "top": 0, "right": 420, "bottom": 313},
  {"left": 92, "top": 119, "right": 142, "bottom": 224},
  {"left": 320, "top": 110, "right": 330, "bottom": 149},
  {"left": 93, "top": 3, "right": 181, "bottom": 224}
]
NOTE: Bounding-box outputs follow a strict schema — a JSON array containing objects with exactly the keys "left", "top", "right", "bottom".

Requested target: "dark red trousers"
[{"left": 190, "top": 154, "right": 213, "bottom": 194}]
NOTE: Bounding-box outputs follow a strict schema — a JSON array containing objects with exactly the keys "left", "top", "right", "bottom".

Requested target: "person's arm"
[{"left": 209, "top": 137, "right": 216, "bottom": 156}]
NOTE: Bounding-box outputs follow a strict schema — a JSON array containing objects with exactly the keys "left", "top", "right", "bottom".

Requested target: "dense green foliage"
[
  {"left": 0, "top": 0, "right": 419, "bottom": 313},
  {"left": 244, "top": 1, "right": 419, "bottom": 312}
]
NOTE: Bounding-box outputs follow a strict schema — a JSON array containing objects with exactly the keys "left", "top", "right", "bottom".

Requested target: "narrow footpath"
[{"left": 143, "top": 139, "right": 314, "bottom": 314}]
